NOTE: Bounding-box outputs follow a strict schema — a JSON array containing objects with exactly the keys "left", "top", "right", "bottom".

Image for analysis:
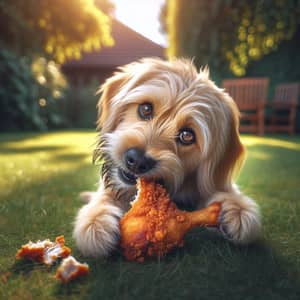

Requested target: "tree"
[
  {"left": 163, "top": 0, "right": 300, "bottom": 76},
  {"left": 0, "top": 49, "right": 68, "bottom": 130},
  {"left": 0, "top": 0, "right": 114, "bottom": 63}
]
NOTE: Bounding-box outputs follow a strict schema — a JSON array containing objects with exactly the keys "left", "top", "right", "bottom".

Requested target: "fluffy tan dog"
[{"left": 73, "top": 58, "right": 261, "bottom": 257}]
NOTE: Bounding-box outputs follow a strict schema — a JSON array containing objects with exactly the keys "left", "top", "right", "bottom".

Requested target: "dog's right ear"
[{"left": 96, "top": 71, "right": 131, "bottom": 133}]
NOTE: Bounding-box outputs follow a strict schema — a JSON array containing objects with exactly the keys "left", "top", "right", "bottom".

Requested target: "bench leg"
[
  {"left": 289, "top": 108, "right": 296, "bottom": 135},
  {"left": 258, "top": 108, "right": 264, "bottom": 136}
]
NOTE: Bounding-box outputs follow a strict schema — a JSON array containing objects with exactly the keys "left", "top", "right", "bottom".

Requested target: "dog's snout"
[{"left": 124, "top": 148, "right": 156, "bottom": 174}]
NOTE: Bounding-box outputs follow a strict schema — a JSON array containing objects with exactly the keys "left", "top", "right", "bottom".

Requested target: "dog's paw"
[
  {"left": 73, "top": 202, "right": 123, "bottom": 257},
  {"left": 210, "top": 193, "right": 261, "bottom": 244}
]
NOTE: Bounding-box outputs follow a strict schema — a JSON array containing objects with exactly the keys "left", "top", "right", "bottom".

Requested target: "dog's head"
[{"left": 95, "top": 58, "right": 245, "bottom": 203}]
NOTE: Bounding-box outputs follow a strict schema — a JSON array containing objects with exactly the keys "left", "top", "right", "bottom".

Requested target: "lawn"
[{"left": 1, "top": 131, "right": 300, "bottom": 300}]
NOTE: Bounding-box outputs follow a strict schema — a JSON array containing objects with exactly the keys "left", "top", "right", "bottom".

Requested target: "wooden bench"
[
  {"left": 222, "top": 78, "right": 269, "bottom": 135},
  {"left": 265, "top": 83, "right": 299, "bottom": 135}
]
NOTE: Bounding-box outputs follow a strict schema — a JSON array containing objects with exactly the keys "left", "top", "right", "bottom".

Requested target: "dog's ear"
[
  {"left": 196, "top": 100, "right": 245, "bottom": 198},
  {"left": 96, "top": 71, "right": 131, "bottom": 133},
  {"left": 213, "top": 102, "right": 245, "bottom": 192}
]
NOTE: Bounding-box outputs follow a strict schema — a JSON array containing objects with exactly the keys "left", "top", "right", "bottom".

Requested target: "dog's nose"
[{"left": 124, "top": 148, "right": 157, "bottom": 174}]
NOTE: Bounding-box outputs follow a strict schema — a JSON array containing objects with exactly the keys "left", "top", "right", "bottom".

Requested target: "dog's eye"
[
  {"left": 138, "top": 103, "right": 153, "bottom": 120},
  {"left": 177, "top": 128, "right": 196, "bottom": 145}
]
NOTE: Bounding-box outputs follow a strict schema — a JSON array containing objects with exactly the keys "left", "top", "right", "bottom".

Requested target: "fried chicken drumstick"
[{"left": 120, "top": 179, "right": 221, "bottom": 262}]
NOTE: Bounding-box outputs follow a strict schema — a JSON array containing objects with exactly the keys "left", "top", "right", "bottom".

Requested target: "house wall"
[{"left": 62, "top": 66, "right": 116, "bottom": 87}]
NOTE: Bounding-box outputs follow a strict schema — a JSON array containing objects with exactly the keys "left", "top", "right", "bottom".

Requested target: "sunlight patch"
[
  {"left": 242, "top": 136, "right": 300, "bottom": 151},
  {"left": 248, "top": 151, "right": 272, "bottom": 160}
]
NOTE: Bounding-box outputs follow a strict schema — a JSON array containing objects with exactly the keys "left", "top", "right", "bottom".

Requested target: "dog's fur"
[{"left": 73, "top": 58, "right": 261, "bottom": 257}]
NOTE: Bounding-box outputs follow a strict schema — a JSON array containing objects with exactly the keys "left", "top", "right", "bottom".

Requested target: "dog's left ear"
[
  {"left": 96, "top": 71, "right": 132, "bottom": 133},
  {"left": 213, "top": 102, "right": 245, "bottom": 192}
]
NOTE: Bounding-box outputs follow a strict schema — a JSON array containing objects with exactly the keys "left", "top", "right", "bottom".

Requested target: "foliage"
[
  {"left": 246, "top": 27, "right": 300, "bottom": 94},
  {"left": 31, "top": 57, "right": 67, "bottom": 100},
  {"left": 164, "top": 0, "right": 300, "bottom": 76},
  {"left": 1, "top": 132, "right": 300, "bottom": 299},
  {"left": 60, "top": 81, "right": 100, "bottom": 128},
  {"left": 0, "top": 49, "right": 67, "bottom": 131},
  {"left": 0, "top": 0, "right": 114, "bottom": 63},
  {"left": 222, "top": 0, "right": 300, "bottom": 76}
]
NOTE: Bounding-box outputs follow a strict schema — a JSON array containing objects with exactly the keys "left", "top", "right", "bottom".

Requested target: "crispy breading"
[
  {"left": 55, "top": 256, "right": 89, "bottom": 283},
  {"left": 120, "top": 179, "right": 221, "bottom": 262},
  {"left": 16, "top": 235, "right": 71, "bottom": 265}
]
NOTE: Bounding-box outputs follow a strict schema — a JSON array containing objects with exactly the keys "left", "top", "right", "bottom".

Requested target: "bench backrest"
[
  {"left": 222, "top": 78, "right": 269, "bottom": 110},
  {"left": 273, "top": 83, "right": 299, "bottom": 105}
]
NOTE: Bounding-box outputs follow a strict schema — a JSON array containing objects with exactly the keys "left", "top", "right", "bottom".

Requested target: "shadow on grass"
[
  {"left": 79, "top": 233, "right": 300, "bottom": 300},
  {"left": 53, "top": 274, "right": 90, "bottom": 297},
  {"left": 52, "top": 152, "right": 88, "bottom": 162},
  {"left": 10, "top": 259, "right": 58, "bottom": 276},
  {"left": 11, "top": 259, "right": 37, "bottom": 275},
  {"left": 0, "top": 132, "right": 43, "bottom": 143},
  {"left": 0, "top": 129, "right": 96, "bottom": 144},
  {"left": 0, "top": 145, "right": 68, "bottom": 154}
]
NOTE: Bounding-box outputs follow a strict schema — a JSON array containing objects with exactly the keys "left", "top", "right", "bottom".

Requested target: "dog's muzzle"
[{"left": 118, "top": 147, "right": 157, "bottom": 185}]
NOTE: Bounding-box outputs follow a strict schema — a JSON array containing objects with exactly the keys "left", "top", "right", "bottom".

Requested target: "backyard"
[{"left": 0, "top": 131, "right": 300, "bottom": 300}]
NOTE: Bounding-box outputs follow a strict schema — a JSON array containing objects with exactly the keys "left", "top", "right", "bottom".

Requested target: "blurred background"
[
  {"left": 0, "top": 0, "right": 299, "bottom": 132},
  {"left": 1, "top": 3, "right": 300, "bottom": 299}
]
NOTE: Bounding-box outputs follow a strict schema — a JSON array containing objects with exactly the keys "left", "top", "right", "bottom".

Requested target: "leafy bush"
[
  {"left": 59, "top": 81, "right": 100, "bottom": 128},
  {"left": 165, "top": 0, "right": 300, "bottom": 77},
  {"left": 0, "top": 49, "right": 67, "bottom": 131}
]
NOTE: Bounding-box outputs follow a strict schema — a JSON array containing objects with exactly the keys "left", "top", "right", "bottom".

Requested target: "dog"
[{"left": 73, "top": 58, "right": 261, "bottom": 257}]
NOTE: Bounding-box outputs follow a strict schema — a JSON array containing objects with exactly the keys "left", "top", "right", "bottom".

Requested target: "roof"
[{"left": 63, "top": 19, "right": 166, "bottom": 68}]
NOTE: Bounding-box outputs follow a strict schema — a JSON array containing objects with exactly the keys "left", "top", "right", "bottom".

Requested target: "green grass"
[{"left": 1, "top": 131, "right": 300, "bottom": 300}]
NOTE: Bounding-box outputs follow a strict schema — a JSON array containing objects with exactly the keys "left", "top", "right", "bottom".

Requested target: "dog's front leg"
[
  {"left": 208, "top": 191, "right": 261, "bottom": 244},
  {"left": 73, "top": 189, "right": 123, "bottom": 257}
]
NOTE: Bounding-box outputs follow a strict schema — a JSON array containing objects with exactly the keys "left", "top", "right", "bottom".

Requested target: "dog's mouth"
[
  {"left": 118, "top": 168, "right": 138, "bottom": 185},
  {"left": 117, "top": 167, "right": 165, "bottom": 187}
]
